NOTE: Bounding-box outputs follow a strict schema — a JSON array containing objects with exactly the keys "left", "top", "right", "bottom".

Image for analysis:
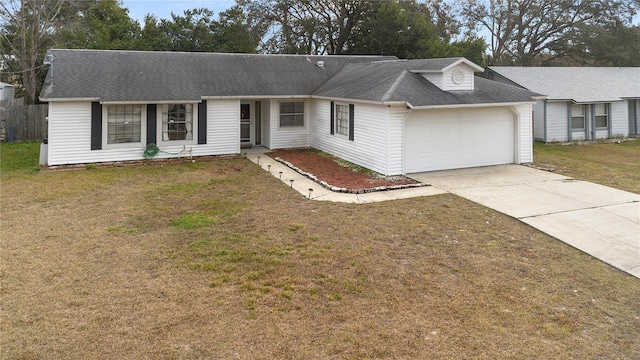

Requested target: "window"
[
  {"left": 571, "top": 104, "right": 585, "bottom": 130},
  {"left": 595, "top": 103, "right": 608, "bottom": 128},
  {"left": 279, "top": 101, "right": 304, "bottom": 127},
  {"left": 162, "top": 104, "right": 193, "bottom": 141},
  {"left": 335, "top": 104, "right": 349, "bottom": 136},
  {"left": 106, "top": 105, "right": 142, "bottom": 144}
]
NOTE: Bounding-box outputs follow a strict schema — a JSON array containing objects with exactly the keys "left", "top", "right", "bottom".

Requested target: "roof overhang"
[
  {"left": 39, "top": 97, "right": 100, "bottom": 102},
  {"left": 100, "top": 100, "right": 202, "bottom": 105},
  {"left": 409, "top": 59, "right": 485, "bottom": 74},
  {"left": 201, "top": 95, "right": 312, "bottom": 100},
  {"left": 311, "top": 95, "right": 405, "bottom": 106},
  {"left": 406, "top": 101, "right": 537, "bottom": 110}
]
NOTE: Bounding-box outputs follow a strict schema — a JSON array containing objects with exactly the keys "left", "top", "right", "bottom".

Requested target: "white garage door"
[{"left": 405, "top": 108, "right": 515, "bottom": 173}]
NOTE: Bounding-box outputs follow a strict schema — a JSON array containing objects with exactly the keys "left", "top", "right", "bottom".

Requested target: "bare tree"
[
  {"left": 1, "top": 0, "right": 66, "bottom": 104},
  {"left": 458, "top": 0, "right": 638, "bottom": 65},
  {"left": 239, "top": 0, "right": 371, "bottom": 54}
]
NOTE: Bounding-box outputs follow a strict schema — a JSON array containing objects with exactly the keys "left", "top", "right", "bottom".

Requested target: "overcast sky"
[{"left": 122, "top": 0, "right": 235, "bottom": 23}]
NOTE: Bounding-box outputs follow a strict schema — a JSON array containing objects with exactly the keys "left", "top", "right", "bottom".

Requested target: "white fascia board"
[
  {"left": 442, "top": 58, "right": 484, "bottom": 72},
  {"left": 571, "top": 98, "right": 624, "bottom": 104},
  {"left": 40, "top": 97, "right": 100, "bottom": 102},
  {"left": 409, "top": 101, "right": 536, "bottom": 110},
  {"left": 409, "top": 70, "right": 441, "bottom": 74},
  {"left": 311, "top": 95, "right": 405, "bottom": 106},
  {"left": 100, "top": 100, "right": 202, "bottom": 104},
  {"left": 201, "top": 95, "right": 312, "bottom": 100},
  {"left": 546, "top": 98, "right": 575, "bottom": 103}
]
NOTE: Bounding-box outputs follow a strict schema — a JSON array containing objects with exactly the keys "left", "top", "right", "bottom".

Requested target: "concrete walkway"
[
  {"left": 409, "top": 165, "right": 640, "bottom": 279},
  {"left": 243, "top": 147, "right": 446, "bottom": 203},
  {"left": 245, "top": 148, "right": 639, "bottom": 278}
]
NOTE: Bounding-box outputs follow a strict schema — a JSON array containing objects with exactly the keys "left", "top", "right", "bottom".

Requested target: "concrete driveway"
[{"left": 409, "top": 165, "right": 640, "bottom": 279}]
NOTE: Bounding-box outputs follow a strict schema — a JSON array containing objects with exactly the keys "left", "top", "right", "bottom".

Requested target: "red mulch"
[{"left": 268, "top": 149, "right": 419, "bottom": 190}]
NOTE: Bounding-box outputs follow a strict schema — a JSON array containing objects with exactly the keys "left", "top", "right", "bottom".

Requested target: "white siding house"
[
  {"left": 310, "top": 100, "right": 394, "bottom": 175},
  {"left": 486, "top": 66, "right": 640, "bottom": 142},
  {"left": 269, "top": 99, "right": 311, "bottom": 150},
  {"left": 40, "top": 50, "right": 538, "bottom": 175}
]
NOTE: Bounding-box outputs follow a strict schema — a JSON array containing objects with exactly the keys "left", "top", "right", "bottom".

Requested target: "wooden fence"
[{"left": 0, "top": 100, "right": 48, "bottom": 141}]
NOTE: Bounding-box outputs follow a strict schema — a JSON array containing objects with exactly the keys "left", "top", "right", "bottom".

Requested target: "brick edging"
[{"left": 273, "top": 157, "right": 430, "bottom": 194}]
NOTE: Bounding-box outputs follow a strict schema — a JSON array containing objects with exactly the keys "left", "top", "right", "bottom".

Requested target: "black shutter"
[
  {"left": 330, "top": 101, "right": 334, "bottom": 135},
  {"left": 348, "top": 103, "right": 355, "bottom": 141},
  {"left": 90, "top": 102, "right": 102, "bottom": 150},
  {"left": 146, "top": 104, "right": 157, "bottom": 145},
  {"left": 198, "top": 100, "right": 207, "bottom": 144}
]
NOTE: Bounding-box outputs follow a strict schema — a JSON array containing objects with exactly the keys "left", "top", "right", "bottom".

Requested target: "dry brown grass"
[
  {"left": 533, "top": 139, "right": 640, "bottom": 194},
  {"left": 1, "top": 156, "right": 639, "bottom": 359}
]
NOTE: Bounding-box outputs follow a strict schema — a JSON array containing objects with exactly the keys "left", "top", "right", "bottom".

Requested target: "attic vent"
[{"left": 316, "top": 61, "right": 324, "bottom": 67}]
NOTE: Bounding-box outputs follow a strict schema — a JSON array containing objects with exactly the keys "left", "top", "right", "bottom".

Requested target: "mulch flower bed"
[{"left": 268, "top": 148, "right": 425, "bottom": 193}]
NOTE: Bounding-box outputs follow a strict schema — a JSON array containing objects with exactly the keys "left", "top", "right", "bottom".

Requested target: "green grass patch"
[
  {"left": 0, "top": 141, "right": 41, "bottom": 177},
  {"left": 203, "top": 199, "right": 245, "bottom": 220},
  {"left": 171, "top": 213, "right": 219, "bottom": 229},
  {"left": 162, "top": 181, "right": 207, "bottom": 194}
]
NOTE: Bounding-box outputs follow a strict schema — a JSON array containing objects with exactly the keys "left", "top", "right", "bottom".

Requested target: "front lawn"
[
  {"left": 1, "top": 142, "right": 639, "bottom": 359},
  {"left": 533, "top": 139, "right": 640, "bottom": 194}
]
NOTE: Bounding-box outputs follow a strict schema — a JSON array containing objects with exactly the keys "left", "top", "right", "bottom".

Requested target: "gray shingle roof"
[
  {"left": 487, "top": 66, "right": 640, "bottom": 103},
  {"left": 39, "top": 50, "right": 538, "bottom": 107},
  {"left": 40, "top": 49, "right": 396, "bottom": 102},
  {"left": 313, "top": 59, "right": 539, "bottom": 106}
]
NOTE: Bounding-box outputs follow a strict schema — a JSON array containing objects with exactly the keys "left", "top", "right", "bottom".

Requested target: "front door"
[{"left": 241, "top": 102, "right": 252, "bottom": 146}]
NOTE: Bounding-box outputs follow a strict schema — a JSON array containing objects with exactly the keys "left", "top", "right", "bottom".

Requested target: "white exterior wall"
[
  {"left": 310, "top": 99, "right": 395, "bottom": 175},
  {"left": 47, "top": 100, "right": 241, "bottom": 166},
  {"left": 532, "top": 100, "right": 545, "bottom": 141},
  {"left": 201, "top": 99, "right": 240, "bottom": 156},
  {"left": 511, "top": 103, "right": 533, "bottom": 163},
  {"left": 269, "top": 99, "right": 311, "bottom": 149},
  {"left": 610, "top": 101, "right": 629, "bottom": 137},
  {"left": 48, "top": 101, "right": 154, "bottom": 165},
  {"left": 422, "top": 64, "right": 475, "bottom": 91},
  {"left": 261, "top": 100, "right": 271, "bottom": 148},
  {"left": 387, "top": 105, "right": 408, "bottom": 175},
  {"left": 546, "top": 101, "right": 569, "bottom": 142},
  {"left": 48, "top": 102, "right": 94, "bottom": 165},
  {"left": 441, "top": 64, "right": 475, "bottom": 91}
]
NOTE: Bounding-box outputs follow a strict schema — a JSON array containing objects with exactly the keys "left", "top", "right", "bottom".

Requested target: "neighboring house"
[
  {"left": 39, "top": 49, "right": 538, "bottom": 174},
  {"left": 0, "top": 82, "right": 15, "bottom": 101},
  {"left": 485, "top": 67, "right": 640, "bottom": 142}
]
